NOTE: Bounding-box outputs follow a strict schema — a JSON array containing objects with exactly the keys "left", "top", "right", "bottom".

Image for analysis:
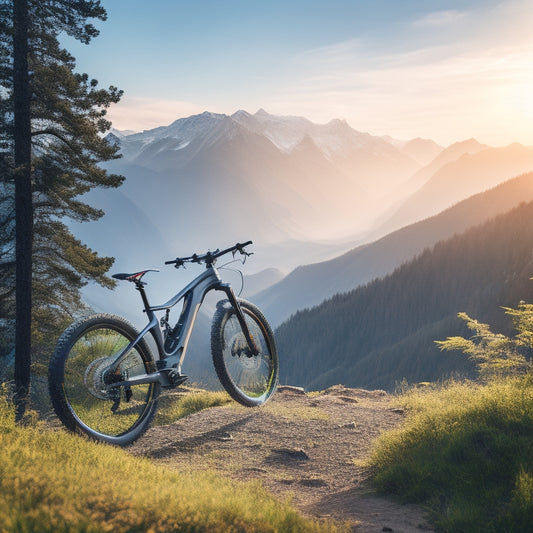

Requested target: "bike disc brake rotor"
[{"left": 229, "top": 333, "right": 261, "bottom": 370}]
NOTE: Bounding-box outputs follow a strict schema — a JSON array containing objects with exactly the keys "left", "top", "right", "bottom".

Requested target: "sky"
[{"left": 65, "top": 0, "right": 533, "bottom": 147}]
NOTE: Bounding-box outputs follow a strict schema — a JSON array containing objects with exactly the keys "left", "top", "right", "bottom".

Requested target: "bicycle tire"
[
  {"left": 48, "top": 313, "right": 160, "bottom": 446},
  {"left": 211, "top": 299, "right": 279, "bottom": 406}
]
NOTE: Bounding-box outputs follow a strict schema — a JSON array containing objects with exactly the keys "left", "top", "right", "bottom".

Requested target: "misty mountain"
[
  {"left": 395, "top": 138, "right": 487, "bottom": 200},
  {"left": 252, "top": 173, "right": 533, "bottom": 326},
  {"left": 234, "top": 109, "right": 421, "bottom": 196},
  {"left": 242, "top": 268, "right": 285, "bottom": 298},
  {"left": 399, "top": 137, "right": 444, "bottom": 166},
  {"left": 379, "top": 142, "right": 533, "bottom": 235},
  {"left": 80, "top": 110, "right": 427, "bottom": 279},
  {"left": 276, "top": 200, "right": 533, "bottom": 391}
]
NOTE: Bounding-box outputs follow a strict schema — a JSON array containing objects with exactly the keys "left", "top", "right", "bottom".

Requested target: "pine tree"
[{"left": 0, "top": 0, "right": 124, "bottom": 417}]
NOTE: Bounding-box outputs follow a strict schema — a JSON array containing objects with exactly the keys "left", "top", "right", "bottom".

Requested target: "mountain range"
[
  {"left": 101, "top": 110, "right": 424, "bottom": 254},
  {"left": 377, "top": 142, "right": 533, "bottom": 236},
  {"left": 75, "top": 110, "right": 533, "bottom": 277}
]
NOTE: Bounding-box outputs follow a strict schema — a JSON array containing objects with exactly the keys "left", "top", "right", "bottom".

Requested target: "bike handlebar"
[{"left": 165, "top": 241, "right": 253, "bottom": 268}]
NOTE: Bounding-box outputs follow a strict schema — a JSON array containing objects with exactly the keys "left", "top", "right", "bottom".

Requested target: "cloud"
[
  {"left": 104, "top": 0, "right": 533, "bottom": 146},
  {"left": 261, "top": 0, "right": 533, "bottom": 145},
  {"left": 412, "top": 10, "right": 468, "bottom": 27},
  {"left": 107, "top": 96, "right": 205, "bottom": 132},
  {"left": 267, "top": 36, "right": 533, "bottom": 145}
]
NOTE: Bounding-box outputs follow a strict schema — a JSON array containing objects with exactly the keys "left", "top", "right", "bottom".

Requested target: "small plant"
[
  {"left": 0, "top": 382, "right": 15, "bottom": 432},
  {"left": 436, "top": 302, "right": 533, "bottom": 379}
]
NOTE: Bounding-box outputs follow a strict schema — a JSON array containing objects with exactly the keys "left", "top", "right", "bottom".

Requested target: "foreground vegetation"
[
  {"left": 370, "top": 302, "right": 533, "bottom": 532},
  {"left": 369, "top": 376, "right": 533, "bottom": 532},
  {"left": 0, "top": 386, "right": 344, "bottom": 533}
]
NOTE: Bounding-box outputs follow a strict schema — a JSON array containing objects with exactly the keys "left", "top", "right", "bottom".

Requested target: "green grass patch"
[
  {"left": 153, "top": 387, "right": 232, "bottom": 426},
  {"left": 368, "top": 376, "right": 533, "bottom": 532},
  {"left": 0, "top": 385, "right": 345, "bottom": 533}
]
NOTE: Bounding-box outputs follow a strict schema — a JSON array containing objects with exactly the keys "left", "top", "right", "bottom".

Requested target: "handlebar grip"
[{"left": 239, "top": 240, "right": 253, "bottom": 247}]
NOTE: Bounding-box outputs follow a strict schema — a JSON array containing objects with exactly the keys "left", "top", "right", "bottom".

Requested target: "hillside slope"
[
  {"left": 254, "top": 173, "right": 533, "bottom": 326},
  {"left": 390, "top": 138, "right": 486, "bottom": 203},
  {"left": 275, "top": 200, "right": 533, "bottom": 391}
]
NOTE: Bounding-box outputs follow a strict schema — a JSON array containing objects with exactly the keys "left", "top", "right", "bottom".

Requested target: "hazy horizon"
[{"left": 64, "top": 0, "right": 533, "bottom": 148}]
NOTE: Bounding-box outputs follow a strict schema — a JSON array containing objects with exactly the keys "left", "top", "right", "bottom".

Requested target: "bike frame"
[{"left": 105, "top": 264, "right": 258, "bottom": 389}]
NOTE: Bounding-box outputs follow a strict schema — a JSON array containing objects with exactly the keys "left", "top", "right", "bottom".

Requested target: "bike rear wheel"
[
  {"left": 48, "top": 314, "right": 160, "bottom": 446},
  {"left": 211, "top": 299, "right": 278, "bottom": 406}
]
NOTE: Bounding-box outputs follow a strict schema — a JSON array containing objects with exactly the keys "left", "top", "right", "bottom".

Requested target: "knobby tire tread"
[{"left": 211, "top": 299, "right": 279, "bottom": 407}]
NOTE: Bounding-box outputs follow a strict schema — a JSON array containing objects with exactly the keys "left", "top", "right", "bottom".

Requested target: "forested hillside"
[{"left": 276, "top": 200, "right": 533, "bottom": 391}]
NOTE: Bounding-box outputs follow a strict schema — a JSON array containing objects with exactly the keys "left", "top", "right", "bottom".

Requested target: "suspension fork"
[{"left": 218, "top": 283, "right": 259, "bottom": 355}]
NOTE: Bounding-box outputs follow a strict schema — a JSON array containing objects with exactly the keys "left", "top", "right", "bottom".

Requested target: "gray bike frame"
[{"left": 106, "top": 264, "right": 258, "bottom": 389}]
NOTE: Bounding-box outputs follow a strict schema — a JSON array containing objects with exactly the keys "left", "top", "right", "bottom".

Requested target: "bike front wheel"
[
  {"left": 211, "top": 299, "right": 279, "bottom": 406},
  {"left": 48, "top": 314, "right": 160, "bottom": 446}
]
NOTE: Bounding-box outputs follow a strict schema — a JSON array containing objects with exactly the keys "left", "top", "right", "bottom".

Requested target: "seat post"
[{"left": 135, "top": 282, "right": 152, "bottom": 313}]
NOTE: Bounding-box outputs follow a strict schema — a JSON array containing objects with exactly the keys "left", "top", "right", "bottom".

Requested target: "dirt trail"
[{"left": 128, "top": 385, "right": 434, "bottom": 532}]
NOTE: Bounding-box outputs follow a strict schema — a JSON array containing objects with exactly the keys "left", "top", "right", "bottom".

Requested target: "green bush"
[{"left": 436, "top": 303, "right": 533, "bottom": 379}]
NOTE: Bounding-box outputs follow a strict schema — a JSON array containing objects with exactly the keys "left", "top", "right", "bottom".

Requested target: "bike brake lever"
[{"left": 233, "top": 248, "right": 253, "bottom": 258}]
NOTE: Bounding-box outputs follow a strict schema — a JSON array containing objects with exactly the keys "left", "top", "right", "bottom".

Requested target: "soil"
[{"left": 128, "top": 385, "right": 435, "bottom": 532}]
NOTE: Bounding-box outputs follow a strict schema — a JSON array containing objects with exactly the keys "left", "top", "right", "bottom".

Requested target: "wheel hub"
[{"left": 230, "top": 334, "right": 260, "bottom": 370}]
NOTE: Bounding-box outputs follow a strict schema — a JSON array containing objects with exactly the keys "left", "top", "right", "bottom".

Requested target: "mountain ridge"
[
  {"left": 97, "top": 109, "right": 429, "bottom": 269},
  {"left": 378, "top": 142, "right": 533, "bottom": 234}
]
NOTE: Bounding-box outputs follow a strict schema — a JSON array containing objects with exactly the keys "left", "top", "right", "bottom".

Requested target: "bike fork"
[{"left": 218, "top": 283, "right": 259, "bottom": 355}]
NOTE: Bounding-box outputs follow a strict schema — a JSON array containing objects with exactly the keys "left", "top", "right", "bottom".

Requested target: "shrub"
[{"left": 436, "top": 303, "right": 533, "bottom": 379}]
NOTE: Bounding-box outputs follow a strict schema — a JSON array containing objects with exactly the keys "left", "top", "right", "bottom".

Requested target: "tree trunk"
[{"left": 13, "top": 0, "right": 33, "bottom": 420}]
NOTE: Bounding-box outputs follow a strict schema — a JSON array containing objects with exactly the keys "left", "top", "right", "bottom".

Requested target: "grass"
[
  {"left": 368, "top": 375, "right": 533, "bottom": 532},
  {"left": 153, "top": 387, "right": 232, "bottom": 426},
  {"left": 0, "top": 384, "right": 346, "bottom": 533}
]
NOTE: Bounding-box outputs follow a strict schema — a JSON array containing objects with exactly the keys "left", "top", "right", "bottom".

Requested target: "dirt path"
[{"left": 128, "top": 385, "right": 434, "bottom": 532}]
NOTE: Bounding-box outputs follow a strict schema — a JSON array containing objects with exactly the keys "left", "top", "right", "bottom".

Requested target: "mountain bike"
[{"left": 48, "top": 241, "right": 279, "bottom": 446}]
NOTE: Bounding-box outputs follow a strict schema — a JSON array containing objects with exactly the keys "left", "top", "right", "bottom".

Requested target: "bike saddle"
[{"left": 112, "top": 269, "right": 159, "bottom": 283}]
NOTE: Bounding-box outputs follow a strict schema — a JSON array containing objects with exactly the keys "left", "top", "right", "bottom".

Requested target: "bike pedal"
[{"left": 163, "top": 368, "right": 188, "bottom": 388}]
